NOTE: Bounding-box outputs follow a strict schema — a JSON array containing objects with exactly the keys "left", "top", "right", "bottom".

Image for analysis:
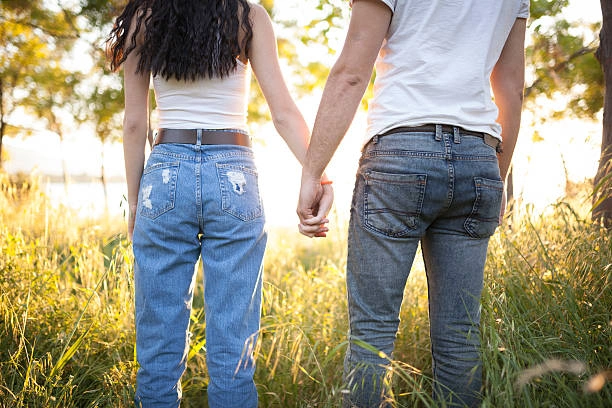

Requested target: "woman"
[{"left": 107, "top": 1, "right": 331, "bottom": 406}]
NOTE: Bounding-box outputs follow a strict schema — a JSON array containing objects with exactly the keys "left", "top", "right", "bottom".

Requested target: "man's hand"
[{"left": 297, "top": 176, "right": 333, "bottom": 238}]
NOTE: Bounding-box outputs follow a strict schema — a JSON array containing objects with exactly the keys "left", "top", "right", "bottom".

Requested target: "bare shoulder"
[{"left": 248, "top": 2, "right": 273, "bottom": 26}]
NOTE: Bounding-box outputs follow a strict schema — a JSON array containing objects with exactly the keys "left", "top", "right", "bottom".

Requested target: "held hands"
[{"left": 297, "top": 176, "right": 334, "bottom": 238}]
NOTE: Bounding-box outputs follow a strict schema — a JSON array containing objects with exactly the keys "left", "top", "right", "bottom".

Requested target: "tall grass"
[
  {"left": 0, "top": 173, "right": 135, "bottom": 407},
  {"left": 481, "top": 201, "right": 611, "bottom": 408},
  {"left": 0, "top": 173, "right": 610, "bottom": 407}
]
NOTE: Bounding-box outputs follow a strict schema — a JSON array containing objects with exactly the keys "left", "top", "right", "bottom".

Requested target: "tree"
[
  {"left": 0, "top": 0, "right": 79, "bottom": 170},
  {"left": 1, "top": 0, "right": 128, "bottom": 201},
  {"left": 74, "top": 0, "right": 123, "bottom": 206},
  {"left": 21, "top": 65, "right": 84, "bottom": 189},
  {"left": 512, "top": 1, "right": 604, "bottom": 218},
  {"left": 525, "top": 1, "right": 609, "bottom": 226},
  {"left": 594, "top": 0, "right": 612, "bottom": 228},
  {"left": 525, "top": 1, "right": 602, "bottom": 119},
  {"left": 247, "top": 0, "right": 349, "bottom": 123},
  {"left": 77, "top": 62, "right": 124, "bottom": 212},
  {"left": 4, "top": 0, "right": 606, "bottom": 223}
]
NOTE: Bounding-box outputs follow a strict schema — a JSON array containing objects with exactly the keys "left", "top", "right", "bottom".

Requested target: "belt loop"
[
  {"left": 372, "top": 135, "right": 379, "bottom": 144},
  {"left": 453, "top": 126, "right": 461, "bottom": 144},
  {"left": 196, "top": 129, "right": 202, "bottom": 146},
  {"left": 435, "top": 124, "right": 442, "bottom": 141}
]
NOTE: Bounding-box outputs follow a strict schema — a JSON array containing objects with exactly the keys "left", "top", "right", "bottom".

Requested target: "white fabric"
[
  {"left": 364, "top": 0, "right": 530, "bottom": 145},
  {"left": 152, "top": 59, "right": 250, "bottom": 131}
]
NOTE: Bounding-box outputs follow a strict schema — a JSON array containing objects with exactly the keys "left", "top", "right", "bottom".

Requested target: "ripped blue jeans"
[
  {"left": 343, "top": 126, "right": 503, "bottom": 407},
  {"left": 132, "top": 142, "right": 266, "bottom": 407}
]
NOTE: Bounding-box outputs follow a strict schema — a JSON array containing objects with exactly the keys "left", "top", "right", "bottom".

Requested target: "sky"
[{"left": 3, "top": 0, "right": 604, "bottom": 224}]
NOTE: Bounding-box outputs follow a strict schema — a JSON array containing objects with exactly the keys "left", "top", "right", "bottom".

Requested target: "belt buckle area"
[{"left": 154, "top": 128, "right": 251, "bottom": 148}]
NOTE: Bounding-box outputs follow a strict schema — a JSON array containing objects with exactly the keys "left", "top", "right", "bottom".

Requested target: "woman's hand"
[{"left": 128, "top": 203, "right": 138, "bottom": 241}]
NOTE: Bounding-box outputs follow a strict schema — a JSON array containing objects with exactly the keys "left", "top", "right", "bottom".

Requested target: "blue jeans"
[
  {"left": 132, "top": 141, "right": 267, "bottom": 408},
  {"left": 343, "top": 126, "right": 503, "bottom": 408}
]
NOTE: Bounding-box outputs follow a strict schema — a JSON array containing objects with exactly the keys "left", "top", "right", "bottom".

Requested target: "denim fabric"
[
  {"left": 343, "top": 126, "right": 502, "bottom": 408},
  {"left": 132, "top": 141, "right": 267, "bottom": 408}
]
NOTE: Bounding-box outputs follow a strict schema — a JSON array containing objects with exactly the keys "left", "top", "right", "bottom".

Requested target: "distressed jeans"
[
  {"left": 343, "top": 126, "right": 503, "bottom": 408},
  {"left": 132, "top": 140, "right": 266, "bottom": 408}
]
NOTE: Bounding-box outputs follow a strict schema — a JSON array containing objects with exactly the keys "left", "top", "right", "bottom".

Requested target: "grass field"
[{"left": 0, "top": 173, "right": 610, "bottom": 407}]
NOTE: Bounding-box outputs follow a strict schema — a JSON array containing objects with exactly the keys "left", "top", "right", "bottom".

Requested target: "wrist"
[{"left": 301, "top": 168, "right": 322, "bottom": 183}]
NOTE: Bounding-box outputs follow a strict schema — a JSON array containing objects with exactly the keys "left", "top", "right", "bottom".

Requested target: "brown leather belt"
[
  {"left": 380, "top": 125, "right": 502, "bottom": 153},
  {"left": 154, "top": 129, "right": 251, "bottom": 147}
]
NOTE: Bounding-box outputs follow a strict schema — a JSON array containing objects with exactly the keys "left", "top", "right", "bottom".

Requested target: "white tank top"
[{"left": 152, "top": 59, "right": 250, "bottom": 131}]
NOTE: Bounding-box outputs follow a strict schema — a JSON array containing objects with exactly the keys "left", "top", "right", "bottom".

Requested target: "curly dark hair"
[{"left": 107, "top": 0, "right": 253, "bottom": 81}]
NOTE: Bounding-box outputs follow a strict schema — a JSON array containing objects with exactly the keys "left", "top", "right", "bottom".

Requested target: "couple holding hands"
[{"left": 108, "top": 0, "right": 528, "bottom": 407}]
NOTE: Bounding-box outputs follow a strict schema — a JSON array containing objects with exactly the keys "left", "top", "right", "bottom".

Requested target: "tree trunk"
[{"left": 593, "top": 0, "right": 612, "bottom": 228}]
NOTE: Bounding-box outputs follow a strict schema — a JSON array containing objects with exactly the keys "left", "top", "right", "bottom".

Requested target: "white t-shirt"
[
  {"left": 152, "top": 59, "right": 250, "bottom": 131},
  {"left": 364, "top": 0, "right": 530, "bottom": 145}
]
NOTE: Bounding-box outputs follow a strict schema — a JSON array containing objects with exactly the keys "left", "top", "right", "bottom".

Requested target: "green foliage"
[
  {"left": 0, "top": 3, "right": 78, "bottom": 140},
  {"left": 75, "top": 0, "right": 127, "bottom": 143},
  {"left": 530, "top": 0, "right": 570, "bottom": 20},
  {"left": 1, "top": 0, "right": 603, "bottom": 148},
  {"left": 526, "top": 3, "right": 603, "bottom": 121},
  {"left": 0, "top": 0, "right": 125, "bottom": 167},
  {"left": 21, "top": 65, "right": 84, "bottom": 136},
  {"left": 268, "top": 0, "right": 350, "bottom": 94}
]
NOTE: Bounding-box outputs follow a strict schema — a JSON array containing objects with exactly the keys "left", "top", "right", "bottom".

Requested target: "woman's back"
[
  {"left": 152, "top": 59, "right": 250, "bottom": 131},
  {"left": 108, "top": 2, "right": 326, "bottom": 403}
]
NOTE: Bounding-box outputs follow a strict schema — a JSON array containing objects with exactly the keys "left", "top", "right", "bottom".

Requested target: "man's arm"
[
  {"left": 490, "top": 17, "right": 527, "bottom": 223},
  {"left": 297, "top": 0, "right": 392, "bottom": 236},
  {"left": 491, "top": 18, "right": 527, "bottom": 183}
]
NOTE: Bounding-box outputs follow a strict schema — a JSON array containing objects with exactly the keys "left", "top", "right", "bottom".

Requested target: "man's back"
[{"left": 366, "top": 0, "right": 530, "bottom": 141}]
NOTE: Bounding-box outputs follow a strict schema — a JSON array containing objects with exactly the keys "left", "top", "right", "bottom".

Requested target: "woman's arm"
[
  {"left": 248, "top": 4, "right": 332, "bottom": 235},
  {"left": 122, "top": 15, "right": 150, "bottom": 239},
  {"left": 247, "top": 4, "right": 311, "bottom": 165}
]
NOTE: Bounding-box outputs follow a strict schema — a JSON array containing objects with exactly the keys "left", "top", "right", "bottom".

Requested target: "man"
[{"left": 297, "top": 0, "right": 529, "bottom": 407}]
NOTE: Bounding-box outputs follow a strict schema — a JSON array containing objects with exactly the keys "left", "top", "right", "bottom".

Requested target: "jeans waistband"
[
  {"left": 379, "top": 125, "right": 502, "bottom": 153},
  {"left": 154, "top": 129, "right": 251, "bottom": 147}
]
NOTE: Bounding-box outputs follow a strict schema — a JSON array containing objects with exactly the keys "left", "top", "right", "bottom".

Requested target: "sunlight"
[{"left": 3, "top": 0, "right": 604, "bottom": 227}]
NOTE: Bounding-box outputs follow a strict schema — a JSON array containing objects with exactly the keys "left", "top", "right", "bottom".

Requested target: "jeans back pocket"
[
  {"left": 363, "top": 170, "right": 427, "bottom": 237},
  {"left": 464, "top": 177, "right": 503, "bottom": 238},
  {"left": 216, "top": 163, "right": 263, "bottom": 222},
  {"left": 138, "top": 161, "right": 180, "bottom": 219}
]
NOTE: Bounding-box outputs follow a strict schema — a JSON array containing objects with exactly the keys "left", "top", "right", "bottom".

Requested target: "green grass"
[{"left": 0, "top": 173, "right": 610, "bottom": 407}]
